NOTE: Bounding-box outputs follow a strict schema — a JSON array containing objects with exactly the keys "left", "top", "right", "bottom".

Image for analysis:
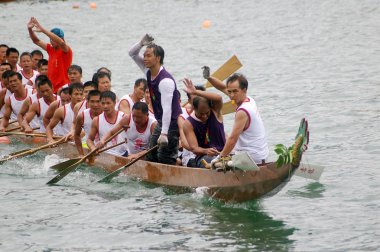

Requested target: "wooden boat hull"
[{"left": 4, "top": 135, "right": 299, "bottom": 203}]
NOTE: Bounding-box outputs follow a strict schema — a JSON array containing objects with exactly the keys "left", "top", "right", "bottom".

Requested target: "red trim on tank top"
[
  {"left": 105, "top": 111, "right": 119, "bottom": 125},
  {"left": 136, "top": 117, "right": 149, "bottom": 134},
  {"left": 237, "top": 108, "right": 251, "bottom": 131},
  {"left": 14, "top": 88, "right": 28, "bottom": 101},
  {"left": 37, "top": 100, "right": 41, "bottom": 117},
  {"left": 62, "top": 104, "right": 66, "bottom": 124}
]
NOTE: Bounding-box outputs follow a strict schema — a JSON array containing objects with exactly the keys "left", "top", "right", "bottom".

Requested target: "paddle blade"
[
  {"left": 50, "top": 158, "right": 81, "bottom": 171},
  {"left": 221, "top": 101, "right": 237, "bottom": 115},
  {"left": 205, "top": 55, "right": 242, "bottom": 88},
  {"left": 46, "top": 161, "right": 82, "bottom": 185},
  {"left": 294, "top": 163, "right": 324, "bottom": 181}
]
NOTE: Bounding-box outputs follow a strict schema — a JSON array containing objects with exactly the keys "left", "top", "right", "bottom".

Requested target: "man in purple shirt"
[{"left": 129, "top": 34, "right": 181, "bottom": 165}]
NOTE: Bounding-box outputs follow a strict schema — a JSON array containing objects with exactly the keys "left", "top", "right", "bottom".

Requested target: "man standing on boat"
[
  {"left": 182, "top": 78, "right": 226, "bottom": 167},
  {"left": 204, "top": 68, "right": 269, "bottom": 164},
  {"left": 27, "top": 17, "right": 72, "bottom": 93},
  {"left": 129, "top": 34, "right": 181, "bottom": 165}
]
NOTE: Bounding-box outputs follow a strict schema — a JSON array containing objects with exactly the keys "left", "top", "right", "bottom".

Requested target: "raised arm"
[
  {"left": 27, "top": 17, "right": 47, "bottom": 51},
  {"left": 202, "top": 66, "right": 228, "bottom": 96},
  {"left": 158, "top": 78, "right": 175, "bottom": 136},
  {"left": 31, "top": 17, "right": 69, "bottom": 52},
  {"left": 129, "top": 34, "right": 154, "bottom": 74},
  {"left": 183, "top": 78, "right": 223, "bottom": 116}
]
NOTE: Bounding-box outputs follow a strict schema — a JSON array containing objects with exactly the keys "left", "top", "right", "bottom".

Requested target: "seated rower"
[
  {"left": 19, "top": 52, "right": 39, "bottom": 87},
  {"left": 117, "top": 78, "right": 147, "bottom": 115},
  {"left": 0, "top": 71, "right": 32, "bottom": 131},
  {"left": 45, "top": 83, "right": 83, "bottom": 142},
  {"left": 22, "top": 77, "right": 58, "bottom": 133},
  {"left": 74, "top": 90, "right": 103, "bottom": 156},
  {"left": 0, "top": 63, "right": 12, "bottom": 90},
  {"left": 37, "top": 59, "right": 48, "bottom": 76},
  {"left": 0, "top": 67, "right": 12, "bottom": 118},
  {"left": 86, "top": 91, "right": 126, "bottom": 156},
  {"left": 58, "top": 64, "right": 83, "bottom": 91},
  {"left": 97, "top": 101, "right": 156, "bottom": 159},
  {"left": 205, "top": 70, "right": 269, "bottom": 164},
  {"left": 182, "top": 78, "right": 226, "bottom": 167},
  {"left": 43, "top": 87, "right": 70, "bottom": 128}
]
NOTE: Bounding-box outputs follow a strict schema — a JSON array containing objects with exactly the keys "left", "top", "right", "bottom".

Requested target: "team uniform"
[
  {"left": 8, "top": 88, "right": 31, "bottom": 121},
  {"left": 36, "top": 95, "right": 59, "bottom": 133},
  {"left": 122, "top": 115, "right": 156, "bottom": 155},
  {"left": 77, "top": 100, "right": 88, "bottom": 115},
  {"left": 0, "top": 89, "right": 12, "bottom": 118},
  {"left": 234, "top": 96, "right": 269, "bottom": 163},
  {"left": 20, "top": 70, "right": 39, "bottom": 87},
  {"left": 27, "top": 93, "right": 40, "bottom": 129},
  {"left": 97, "top": 111, "right": 127, "bottom": 156},
  {"left": 82, "top": 108, "right": 98, "bottom": 144},
  {"left": 55, "top": 103, "right": 74, "bottom": 136},
  {"left": 117, "top": 94, "right": 137, "bottom": 113}
]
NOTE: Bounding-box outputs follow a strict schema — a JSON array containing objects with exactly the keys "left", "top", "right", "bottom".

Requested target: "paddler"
[
  {"left": 116, "top": 78, "right": 147, "bottom": 115},
  {"left": 129, "top": 34, "right": 181, "bottom": 164},
  {"left": 204, "top": 68, "right": 269, "bottom": 164},
  {"left": 182, "top": 78, "right": 226, "bottom": 167}
]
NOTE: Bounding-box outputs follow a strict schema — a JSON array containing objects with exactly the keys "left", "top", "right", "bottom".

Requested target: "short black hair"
[
  {"left": 134, "top": 78, "right": 147, "bottom": 90},
  {"left": 83, "top": 80, "right": 98, "bottom": 90},
  {"left": 192, "top": 96, "right": 211, "bottom": 110},
  {"left": 31, "top": 49, "right": 43, "bottom": 58},
  {"left": 0, "top": 62, "right": 12, "bottom": 69},
  {"left": 97, "top": 67, "right": 112, "bottom": 77},
  {"left": 35, "top": 75, "right": 49, "bottom": 86},
  {"left": 2, "top": 70, "right": 12, "bottom": 80},
  {"left": 20, "top": 52, "right": 32, "bottom": 60},
  {"left": 226, "top": 73, "right": 248, "bottom": 90},
  {"left": 37, "top": 77, "right": 52, "bottom": 89},
  {"left": 37, "top": 59, "right": 48, "bottom": 68},
  {"left": 147, "top": 44, "right": 164, "bottom": 65},
  {"left": 7, "top": 71, "right": 22, "bottom": 81},
  {"left": 68, "top": 64, "right": 82, "bottom": 75},
  {"left": 100, "top": 90, "right": 116, "bottom": 103},
  {"left": 96, "top": 72, "right": 111, "bottom": 83},
  {"left": 0, "top": 44, "right": 9, "bottom": 49},
  {"left": 68, "top": 82, "right": 83, "bottom": 95},
  {"left": 6, "top": 47, "right": 19, "bottom": 57},
  {"left": 60, "top": 87, "right": 69, "bottom": 95},
  {"left": 87, "top": 90, "right": 101, "bottom": 101},
  {"left": 132, "top": 101, "right": 149, "bottom": 114}
]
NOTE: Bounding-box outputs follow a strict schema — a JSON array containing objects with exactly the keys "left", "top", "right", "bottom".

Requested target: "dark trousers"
[{"left": 146, "top": 123, "right": 179, "bottom": 165}]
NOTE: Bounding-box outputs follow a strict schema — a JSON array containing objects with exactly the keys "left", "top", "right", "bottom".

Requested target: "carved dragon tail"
[{"left": 291, "top": 118, "right": 310, "bottom": 167}]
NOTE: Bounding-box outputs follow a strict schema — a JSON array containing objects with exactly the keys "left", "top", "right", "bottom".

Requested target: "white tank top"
[
  {"left": 20, "top": 70, "right": 39, "bottom": 87},
  {"left": 117, "top": 94, "right": 135, "bottom": 113},
  {"left": 124, "top": 115, "right": 156, "bottom": 154},
  {"left": 82, "top": 108, "right": 98, "bottom": 143},
  {"left": 27, "top": 93, "right": 40, "bottom": 129},
  {"left": 98, "top": 111, "right": 126, "bottom": 156},
  {"left": 0, "top": 89, "right": 12, "bottom": 117},
  {"left": 56, "top": 103, "right": 74, "bottom": 136},
  {"left": 234, "top": 96, "right": 269, "bottom": 163},
  {"left": 37, "top": 95, "right": 58, "bottom": 133},
  {"left": 9, "top": 88, "right": 30, "bottom": 120},
  {"left": 77, "top": 100, "right": 88, "bottom": 115}
]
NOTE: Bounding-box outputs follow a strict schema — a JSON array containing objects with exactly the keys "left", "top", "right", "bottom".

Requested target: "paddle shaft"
[
  {"left": 98, "top": 145, "right": 158, "bottom": 183},
  {"left": 47, "top": 128, "right": 125, "bottom": 184}
]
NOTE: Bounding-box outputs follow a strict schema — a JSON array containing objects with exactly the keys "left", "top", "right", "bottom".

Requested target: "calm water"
[{"left": 1, "top": 0, "right": 380, "bottom": 251}]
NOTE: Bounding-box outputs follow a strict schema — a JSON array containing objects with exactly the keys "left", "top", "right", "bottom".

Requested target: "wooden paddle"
[
  {"left": 205, "top": 55, "right": 242, "bottom": 88},
  {"left": 5, "top": 135, "right": 62, "bottom": 157},
  {"left": 8, "top": 120, "right": 18, "bottom": 125},
  {"left": 4, "top": 126, "right": 22, "bottom": 132},
  {"left": 46, "top": 128, "right": 125, "bottom": 185},
  {"left": 0, "top": 131, "right": 59, "bottom": 138},
  {"left": 51, "top": 141, "right": 127, "bottom": 172},
  {"left": 98, "top": 145, "right": 158, "bottom": 183},
  {"left": 0, "top": 137, "right": 67, "bottom": 165}
]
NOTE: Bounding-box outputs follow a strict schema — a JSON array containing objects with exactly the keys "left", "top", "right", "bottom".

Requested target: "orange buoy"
[
  {"left": 89, "top": 2, "right": 97, "bottom": 9},
  {"left": 0, "top": 136, "right": 10, "bottom": 144},
  {"left": 202, "top": 20, "right": 211, "bottom": 29}
]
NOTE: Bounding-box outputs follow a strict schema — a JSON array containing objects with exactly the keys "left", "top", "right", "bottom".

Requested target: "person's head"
[
  {"left": 1, "top": 70, "right": 12, "bottom": 89},
  {"left": 6, "top": 47, "right": 19, "bottom": 68},
  {"left": 59, "top": 87, "right": 71, "bottom": 105},
  {"left": 132, "top": 102, "right": 149, "bottom": 127},
  {"left": 187, "top": 85, "right": 205, "bottom": 105},
  {"left": 68, "top": 82, "right": 83, "bottom": 104},
  {"left": 97, "top": 67, "right": 112, "bottom": 78},
  {"left": 68, "top": 65, "right": 82, "bottom": 84},
  {"left": 0, "top": 62, "right": 12, "bottom": 78},
  {"left": 37, "top": 77, "right": 54, "bottom": 100},
  {"left": 0, "top": 44, "right": 9, "bottom": 63},
  {"left": 192, "top": 96, "right": 212, "bottom": 123},
  {"left": 50, "top": 28, "right": 64, "bottom": 48},
  {"left": 83, "top": 81, "right": 97, "bottom": 100},
  {"left": 37, "top": 59, "right": 48, "bottom": 76},
  {"left": 144, "top": 44, "right": 164, "bottom": 68},
  {"left": 35, "top": 74, "right": 48, "bottom": 87},
  {"left": 100, "top": 91, "right": 116, "bottom": 114},
  {"left": 7, "top": 71, "right": 22, "bottom": 93},
  {"left": 19, "top": 52, "right": 33, "bottom": 71},
  {"left": 133, "top": 78, "right": 147, "bottom": 100},
  {"left": 226, "top": 73, "right": 248, "bottom": 105},
  {"left": 87, "top": 90, "right": 102, "bottom": 114},
  {"left": 144, "top": 88, "right": 151, "bottom": 105},
  {"left": 31, "top": 50, "right": 43, "bottom": 70},
  {"left": 96, "top": 72, "right": 111, "bottom": 92}
]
